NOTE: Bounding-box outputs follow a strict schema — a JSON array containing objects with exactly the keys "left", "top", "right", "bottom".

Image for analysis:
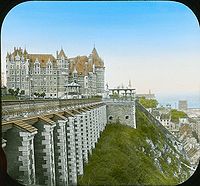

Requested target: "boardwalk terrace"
[{"left": 2, "top": 99, "right": 107, "bottom": 186}]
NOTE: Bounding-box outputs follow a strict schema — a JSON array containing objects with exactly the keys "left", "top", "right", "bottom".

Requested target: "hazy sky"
[{"left": 1, "top": 1, "right": 200, "bottom": 98}]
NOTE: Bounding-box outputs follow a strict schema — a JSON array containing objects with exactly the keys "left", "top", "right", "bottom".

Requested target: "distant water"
[{"left": 156, "top": 93, "right": 200, "bottom": 109}]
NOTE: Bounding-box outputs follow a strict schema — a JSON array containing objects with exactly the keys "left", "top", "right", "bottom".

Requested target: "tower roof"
[
  {"left": 28, "top": 54, "right": 57, "bottom": 68},
  {"left": 92, "top": 47, "right": 99, "bottom": 58},
  {"left": 90, "top": 47, "right": 104, "bottom": 68},
  {"left": 58, "top": 48, "right": 67, "bottom": 58},
  {"left": 69, "top": 56, "right": 89, "bottom": 75}
]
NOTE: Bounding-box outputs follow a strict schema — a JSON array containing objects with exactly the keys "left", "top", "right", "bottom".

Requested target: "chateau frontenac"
[{"left": 6, "top": 47, "right": 105, "bottom": 98}]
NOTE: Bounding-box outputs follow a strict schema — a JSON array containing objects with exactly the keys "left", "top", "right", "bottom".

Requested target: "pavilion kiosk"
[{"left": 64, "top": 82, "right": 81, "bottom": 99}]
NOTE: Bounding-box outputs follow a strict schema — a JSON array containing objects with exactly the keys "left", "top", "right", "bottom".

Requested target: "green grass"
[
  {"left": 1, "top": 95, "right": 18, "bottom": 100},
  {"left": 78, "top": 109, "right": 190, "bottom": 186}
]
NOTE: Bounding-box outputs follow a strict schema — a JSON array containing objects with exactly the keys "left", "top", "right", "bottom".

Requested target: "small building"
[
  {"left": 65, "top": 82, "right": 81, "bottom": 99},
  {"left": 179, "top": 117, "right": 189, "bottom": 125},
  {"left": 151, "top": 109, "right": 161, "bottom": 121},
  {"left": 159, "top": 113, "right": 171, "bottom": 129}
]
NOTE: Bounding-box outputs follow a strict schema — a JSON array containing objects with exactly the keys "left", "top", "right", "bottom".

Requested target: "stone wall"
[
  {"left": 4, "top": 127, "right": 36, "bottom": 185},
  {"left": 2, "top": 103, "right": 107, "bottom": 186},
  {"left": 53, "top": 119, "right": 68, "bottom": 186},
  {"left": 33, "top": 120, "right": 56, "bottom": 186},
  {"left": 106, "top": 101, "right": 136, "bottom": 128}
]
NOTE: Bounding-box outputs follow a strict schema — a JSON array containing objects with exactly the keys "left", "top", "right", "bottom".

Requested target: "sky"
[{"left": 1, "top": 1, "right": 200, "bottom": 107}]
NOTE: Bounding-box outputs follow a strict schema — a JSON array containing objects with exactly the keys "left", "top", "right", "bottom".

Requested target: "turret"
[{"left": 58, "top": 48, "right": 67, "bottom": 59}]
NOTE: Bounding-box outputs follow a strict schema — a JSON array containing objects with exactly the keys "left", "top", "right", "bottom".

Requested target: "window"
[
  {"left": 47, "top": 61, "right": 52, "bottom": 74},
  {"left": 125, "top": 116, "right": 129, "bottom": 119},
  {"left": 108, "top": 116, "right": 113, "bottom": 120},
  {"left": 34, "top": 61, "right": 40, "bottom": 74}
]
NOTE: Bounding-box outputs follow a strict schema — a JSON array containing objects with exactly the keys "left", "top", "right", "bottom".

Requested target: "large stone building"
[
  {"left": 6, "top": 47, "right": 105, "bottom": 98},
  {"left": 68, "top": 47, "right": 105, "bottom": 97}
]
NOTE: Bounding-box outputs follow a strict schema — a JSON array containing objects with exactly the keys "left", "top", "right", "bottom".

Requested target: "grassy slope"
[
  {"left": 78, "top": 109, "right": 190, "bottom": 186},
  {"left": 2, "top": 95, "right": 18, "bottom": 100}
]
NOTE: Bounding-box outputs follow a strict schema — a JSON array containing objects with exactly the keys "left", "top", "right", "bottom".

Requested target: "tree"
[
  {"left": 34, "top": 92, "right": 40, "bottom": 98},
  {"left": 111, "top": 92, "right": 119, "bottom": 99},
  {"left": 14, "top": 88, "right": 20, "bottom": 96},
  {"left": 8, "top": 88, "right": 20, "bottom": 97},
  {"left": 170, "top": 109, "right": 187, "bottom": 123},
  {"left": 8, "top": 88, "right": 15, "bottom": 96},
  {"left": 139, "top": 97, "right": 158, "bottom": 108},
  {"left": 20, "top": 90, "right": 25, "bottom": 95},
  {"left": 40, "top": 92, "right": 46, "bottom": 98}
]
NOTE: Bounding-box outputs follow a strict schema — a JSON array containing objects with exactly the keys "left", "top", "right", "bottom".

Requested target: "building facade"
[
  {"left": 6, "top": 47, "right": 105, "bottom": 98},
  {"left": 68, "top": 47, "right": 105, "bottom": 98},
  {"left": 178, "top": 100, "right": 188, "bottom": 111}
]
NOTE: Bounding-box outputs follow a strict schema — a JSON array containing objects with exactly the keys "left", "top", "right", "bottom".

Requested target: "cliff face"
[{"left": 78, "top": 109, "right": 191, "bottom": 186}]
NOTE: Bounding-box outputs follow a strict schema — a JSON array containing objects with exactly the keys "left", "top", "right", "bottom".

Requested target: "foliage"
[
  {"left": 20, "top": 90, "right": 25, "bottom": 95},
  {"left": 139, "top": 97, "right": 158, "bottom": 108},
  {"left": 170, "top": 109, "right": 187, "bottom": 123},
  {"left": 8, "top": 88, "right": 25, "bottom": 97},
  {"left": 34, "top": 92, "right": 40, "bottom": 97},
  {"left": 2, "top": 95, "right": 18, "bottom": 100},
  {"left": 34, "top": 92, "right": 46, "bottom": 98},
  {"left": 8, "top": 88, "right": 20, "bottom": 96},
  {"left": 40, "top": 92, "right": 46, "bottom": 98},
  {"left": 110, "top": 92, "right": 119, "bottom": 99},
  {"left": 78, "top": 109, "right": 190, "bottom": 186}
]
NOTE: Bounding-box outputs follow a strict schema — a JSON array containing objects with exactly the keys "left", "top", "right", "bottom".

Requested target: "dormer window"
[
  {"left": 61, "top": 59, "right": 67, "bottom": 68},
  {"left": 21, "top": 56, "right": 24, "bottom": 62},
  {"left": 61, "top": 55, "right": 65, "bottom": 60},
  {"left": 47, "top": 61, "right": 52, "bottom": 74},
  {"left": 11, "top": 55, "right": 14, "bottom": 62},
  {"left": 15, "top": 55, "right": 20, "bottom": 61},
  {"left": 34, "top": 60, "right": 40, "bottom": 74}
]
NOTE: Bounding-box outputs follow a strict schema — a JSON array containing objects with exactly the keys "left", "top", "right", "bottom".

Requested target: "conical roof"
[
  {"left": 91, "top": 47, "right": 104, "bottom": 67},
  {"left": 92, "top": 47, "right": 99, "bottom": 58},
  {"left": 58, "top": 48, "right": 67, "bottom": 58}
]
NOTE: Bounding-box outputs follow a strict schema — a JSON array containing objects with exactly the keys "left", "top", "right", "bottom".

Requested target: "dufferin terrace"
[{"left": 1, "top": 47, "right": 198, "bottom": 185}]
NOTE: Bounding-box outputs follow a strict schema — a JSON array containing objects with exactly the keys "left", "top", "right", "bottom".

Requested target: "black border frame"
[{"left": 0, "top": 0, "right": 200, "bottom": 185}]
